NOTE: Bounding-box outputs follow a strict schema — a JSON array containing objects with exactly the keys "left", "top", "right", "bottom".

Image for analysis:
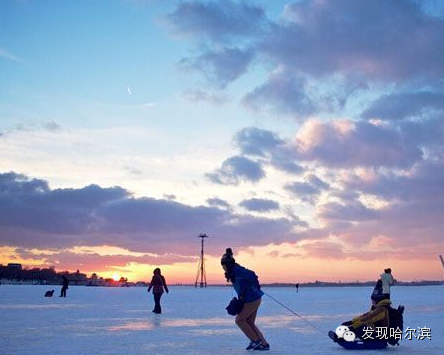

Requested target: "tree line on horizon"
[{"left": 0, "top": 264, "right": 111, "bottom": 285}]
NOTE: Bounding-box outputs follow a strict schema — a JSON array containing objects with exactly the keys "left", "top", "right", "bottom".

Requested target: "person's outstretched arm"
[
  {"left": 147, "top": 277, "right": 154, "bottom": 292},
  {"left": 162, "top": 276, "right": 169, "bottom": 293}
]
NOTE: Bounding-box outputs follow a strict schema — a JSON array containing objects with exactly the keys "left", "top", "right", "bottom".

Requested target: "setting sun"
[{"left": 112, "top": 273, "right": 120, "bottom": 282}]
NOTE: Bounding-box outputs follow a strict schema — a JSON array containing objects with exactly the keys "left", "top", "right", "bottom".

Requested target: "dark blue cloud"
[
  {"left": 314, "top": 192, "right": 444, "bottom": 247},
  {"left": 206, "top": 156, "right": 265, "bottom": 185},
  {"left": 234, "top": 127, "right": 304, "bottom": 174},
  {"left": 164, "top": 0, "right": 266, "bottom": 42},
  {"left": 312, "top": 158, "right": 444, "bottom": 246},
  {"left": 285, "top": 174, "right": 329, "bottom": 204},
  {"left": 0, "top": 171, "right": 50, "bottom": 195},
  {"left": 0, "top": 171, "right": 296, "bottom": 254},
  {"left": 362, "top": 91, "right": 444, "bottom": 120},
  {"left": 0, "top": 172, "right": 128, "bottom": 235},
  {"left": 285, "top": 182, "right": 320, "bottom": 200},
  {"left": 165, "top": 0, "right": 444, "bottom": 119},
  {"left": 318, "top": 201, "right": 380, "bottom": 222},
  {"left": 399, "top": 116, "right": 444, "bottom": 157},
  {"left": 239, "top": 198, "right": 280, "bottom": 212},
  {"left": 269, "top": 153, "right": 304, "bottom": 174},
  {"left": 235, "top": 126, "right": 283, "bottom": 157},
  {"left": 229, "top": 116, "right": 434, "bottom": 174},
  {"left": 343, "top": 160, "right": 444, "bottom": 202},
  {"left": 206, "top": 197, "right": 231, "bottom": 208},
  {"left": 295, "top": 120, "right": 423, "bottom": 168},
  {"left": 242, "top": 69, "right": 315, "bottom": 119},
  {"left": 264, "top": 0, "right": 444, "bottom": 82},
  {"left": 178, "top": 47, "right": 254, "bottom": 88},
  {"left": 307, "top": 174, "right": 329, "bottom": 190}
]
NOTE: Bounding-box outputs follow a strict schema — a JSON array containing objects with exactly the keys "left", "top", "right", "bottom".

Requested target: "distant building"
[
  {"left": 7, "top": 263, "right": 22, "bottom": 270},
  {"left": 87, "top": 273, "right": 100, "bottom": 286},
  {"left": 69, "top": 269, "right": 88, "bottom": 285}
]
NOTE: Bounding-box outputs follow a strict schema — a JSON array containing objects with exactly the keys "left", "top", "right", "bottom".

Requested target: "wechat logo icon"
[{"left": 335, "top": 325, "right": 356, "bottom": 342}]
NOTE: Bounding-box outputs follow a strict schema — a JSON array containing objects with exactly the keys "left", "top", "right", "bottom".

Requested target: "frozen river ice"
[{"left": 0, "top": 285, "right": 443, "bottom": 355}]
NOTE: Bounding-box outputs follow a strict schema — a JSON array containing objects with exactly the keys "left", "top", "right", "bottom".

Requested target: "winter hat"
[{"left": 221, "top": 247, "right": 235, "bottom": 266}]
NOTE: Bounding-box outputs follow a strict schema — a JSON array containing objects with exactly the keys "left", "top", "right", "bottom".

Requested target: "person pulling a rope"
[{"left": 221, "top": 248, "right": 270, "bottom": 351}]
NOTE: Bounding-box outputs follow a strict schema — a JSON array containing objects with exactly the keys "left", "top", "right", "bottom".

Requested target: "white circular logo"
[
  {"left": 335, "top": 325, "right": 349, "bottom": 338},
  {"left": 343, "top": 330, "right": 356, "bottom": 342}
]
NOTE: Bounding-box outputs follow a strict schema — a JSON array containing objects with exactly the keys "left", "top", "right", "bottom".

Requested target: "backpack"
[
  {"left": 371, "top": 279, "right": 383, "bottom": 301},
  {"left": 236, "top": 266, "right": 261, "bottom": 294},
  {"left": 387, "top": 305, "right": 405, "bottom": 346},
  {"left": 243, "top": 268, "right": 260, "bottom": 288}
]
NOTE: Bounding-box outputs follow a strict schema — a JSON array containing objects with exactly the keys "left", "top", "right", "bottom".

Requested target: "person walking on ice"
[
  {"left": 147, "top": 268, "right": 169, "bottom": 314},
  {"left": 60, "top": 275, "right": 69, "bottom": 297},
  {"left": 221, "top": 248, "right": 270, "bottom": 351}
]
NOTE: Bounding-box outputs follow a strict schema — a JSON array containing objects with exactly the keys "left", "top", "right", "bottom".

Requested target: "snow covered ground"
[{"left": 0, "top": 285, "right": 442, "bottom": 355}]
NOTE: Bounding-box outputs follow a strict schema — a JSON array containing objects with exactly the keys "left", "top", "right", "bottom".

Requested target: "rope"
[{"left": 264, "top": 291, "right": 325, "bottom": 334}]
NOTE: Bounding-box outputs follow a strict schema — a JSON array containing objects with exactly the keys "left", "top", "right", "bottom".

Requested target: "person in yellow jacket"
[
  {"left": 329, "top": 299, "right": 391, "bottom": 342},
  {"left": 342, "top": 299, "right": 391, "bottom": 341},
  {"left": 330, "top": 298, "right": 404, "bottom": 348}
]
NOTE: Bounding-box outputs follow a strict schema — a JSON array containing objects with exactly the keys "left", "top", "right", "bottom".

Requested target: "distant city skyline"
[{"left": 1, "top": 0, "right": 444, "bottom": 283}]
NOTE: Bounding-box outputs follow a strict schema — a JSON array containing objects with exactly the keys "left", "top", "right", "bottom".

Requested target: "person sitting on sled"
[
  {"left": 330, "top": 286, "right": 404, "bottom": 348},
  {"left": 343, "top": 298, "right": 391, "bottom": 340}
]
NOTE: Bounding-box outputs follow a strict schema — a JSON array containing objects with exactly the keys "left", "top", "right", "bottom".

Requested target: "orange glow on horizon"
[
  {"left": 67, "top": 254, "right": 442, "bottom": 284},
  {"left": 1, "top": 245, "right": 442, "bottom": 284}
]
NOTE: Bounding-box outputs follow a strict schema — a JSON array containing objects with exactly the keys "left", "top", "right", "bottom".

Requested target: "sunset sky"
[{"left": 1, "top": 0, "right": 444, "bottom": 283}]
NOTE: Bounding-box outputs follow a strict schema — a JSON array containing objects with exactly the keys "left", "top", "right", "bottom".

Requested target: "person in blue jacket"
[{"left": 221, "top": 248, "right": 270, "bottom": 351}]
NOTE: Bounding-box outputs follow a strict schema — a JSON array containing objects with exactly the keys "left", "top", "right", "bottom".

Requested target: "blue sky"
[
  {"left": 1, "top": 0, "right": 444, "bottom": 282},
  {"left": 1, "top": 1, "right": 180, "bottom": 105},
  {"left": 0, "top": 0, "right": 286, "bottom": 129}
]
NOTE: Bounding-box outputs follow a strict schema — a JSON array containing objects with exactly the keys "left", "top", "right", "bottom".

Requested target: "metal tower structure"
[{"left": 195, "top": 234, "right": 208, "bottom": 288}]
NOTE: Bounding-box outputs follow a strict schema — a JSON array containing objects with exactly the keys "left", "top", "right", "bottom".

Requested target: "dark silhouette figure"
[
  {"left": 60, "top": 275, "right": 69, "bottom": 297},
  {"left": 44, "top": 290, "right": 54, "bottom": 297},
  {"left": 295, "top": 283, "right": 299, "bottom": 293},
  {"left": 221, "top": 248, "right": 270, "bottom": 351},
  {"left": 381, "top": 268, "right": 394, "bottom": 300},
  {"left": 147, "top": 268, "right": 169, "bottom": 314}
]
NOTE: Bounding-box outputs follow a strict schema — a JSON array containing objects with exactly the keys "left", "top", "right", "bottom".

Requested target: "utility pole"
[
  {"left": 195, "top": 234, "right": 208, "bottom": 288},
  {"left": 439, "top": 255, "right": 444, "bottom": 270}
]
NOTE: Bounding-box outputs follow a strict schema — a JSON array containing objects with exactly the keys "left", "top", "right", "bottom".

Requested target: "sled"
[{"left": 328, "top": 331, "right": 388, "bottom": 350}]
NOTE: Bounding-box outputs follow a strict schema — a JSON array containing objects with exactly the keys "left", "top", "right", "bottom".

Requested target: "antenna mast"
[{"left": 195, "top": 234, "right": 209, "bottom": 288}]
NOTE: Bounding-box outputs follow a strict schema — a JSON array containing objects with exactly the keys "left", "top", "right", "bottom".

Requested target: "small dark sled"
[{"left": 328, "top": 331, "right": 388, "bottom": 350}]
